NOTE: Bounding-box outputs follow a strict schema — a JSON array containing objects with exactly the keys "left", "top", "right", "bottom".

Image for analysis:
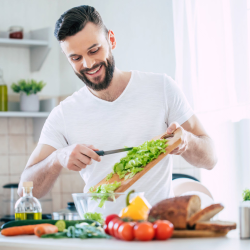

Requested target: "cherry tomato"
[
  {"left": 118, "top": 222, "right": 135, "bottom": 241},
  {"left": 108, "top": 218, "right": 121, "bottom": 236},
  {"left": 134, "top": 222, "right": 155, "bottom": 241},
  {"left": 113, "top": 220, "right": 124, "bottom": 239},
  {"left": 153, "top": 220, "right": 174, "bottom": 240},
  {"left": 105, "top": 214, "right": 119, "bottom": 226},
  {"left": 103, "top": 224, "right": 109, "bottom": 235}
]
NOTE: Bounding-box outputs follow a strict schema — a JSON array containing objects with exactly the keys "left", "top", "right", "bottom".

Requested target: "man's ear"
[{"left": 108, "top": 30, "right": 116, "bottom": 50}]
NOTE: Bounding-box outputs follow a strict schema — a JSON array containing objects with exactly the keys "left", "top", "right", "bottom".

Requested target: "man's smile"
[{"left": 85, "top": 65, "right": 103, "bottom": 77}]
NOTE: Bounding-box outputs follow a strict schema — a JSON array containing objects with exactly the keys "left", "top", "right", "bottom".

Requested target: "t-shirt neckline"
[{"left": 84, "top": 70, "right": 134, "bottom": 105}]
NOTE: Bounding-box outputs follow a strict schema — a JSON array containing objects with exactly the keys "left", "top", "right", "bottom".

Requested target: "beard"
[{"left": 75, "top": 52, "right": 115, "bottom": 91}]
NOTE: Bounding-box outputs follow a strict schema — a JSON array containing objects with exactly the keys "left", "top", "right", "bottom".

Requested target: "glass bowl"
[{"left": 72, "top": 192, "right": 144, "bottom": 219}]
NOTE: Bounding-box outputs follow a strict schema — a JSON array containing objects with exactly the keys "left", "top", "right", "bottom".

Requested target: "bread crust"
[
  {"left": 187, "top": 203, "right": 224, "bottom": 227},
  {"left": 148, "top": 195, "right": 201, "bottom": 229},
  {"left": 195, "top": 221, "right": 236, "bottom": 231}
]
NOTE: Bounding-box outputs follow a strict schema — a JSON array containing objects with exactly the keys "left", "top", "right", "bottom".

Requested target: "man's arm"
[
  {"left": 166, "top": 114, "right": 217, "bottom": 170},
  {"left": 18, "top": 144, "right": 101, "bottom": 198}
]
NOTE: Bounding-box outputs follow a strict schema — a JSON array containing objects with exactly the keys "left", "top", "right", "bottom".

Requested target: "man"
[{"left": 18, "top": 5, "right": 217, "bottom": 213}]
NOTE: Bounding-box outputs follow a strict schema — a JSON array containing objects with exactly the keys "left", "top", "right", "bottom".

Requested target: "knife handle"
[{"left": 95, "top": 150, "right": 104, "bottom": 156}]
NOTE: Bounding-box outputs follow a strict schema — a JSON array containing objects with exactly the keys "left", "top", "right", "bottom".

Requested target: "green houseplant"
[{"left": 11, "top": 79, "right": 46, "bottom": 112}]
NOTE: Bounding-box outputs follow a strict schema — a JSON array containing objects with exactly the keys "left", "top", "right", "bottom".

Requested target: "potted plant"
[{"left": 11, "top": 79, "right": 46, "bottom": 112}]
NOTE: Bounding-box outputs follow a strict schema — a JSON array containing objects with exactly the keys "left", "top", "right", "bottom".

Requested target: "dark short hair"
[{"left": 54, "top": 5, "right": 108, "bottom": 41}]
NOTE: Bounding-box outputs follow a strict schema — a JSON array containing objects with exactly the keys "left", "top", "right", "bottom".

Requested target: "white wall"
[
  {"left": 58, "top": 0, "right": 176, "bottom": 95},
  {"left": 0, "top": 0, "right": 61, "bottom": 97}
]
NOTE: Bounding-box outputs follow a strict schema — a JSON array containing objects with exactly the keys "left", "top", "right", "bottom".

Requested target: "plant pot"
[{"left": 20, "top": 93, "right": 39, "bottom": 112}]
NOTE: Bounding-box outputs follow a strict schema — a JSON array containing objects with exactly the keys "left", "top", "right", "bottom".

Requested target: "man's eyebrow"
[
  {"left": 68, "top": 53, "right": 79, "bottom": 58},
  {"left": 68, "top": 44, "right": 99, "bottom": 58},
  {"left": 87, "top": 43, "right": 99, "bottom": 50}
]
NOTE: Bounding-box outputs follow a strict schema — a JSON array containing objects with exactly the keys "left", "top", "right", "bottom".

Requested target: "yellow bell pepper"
[{"left": 119, "top": 190, "right": 150, "bottom": 221}]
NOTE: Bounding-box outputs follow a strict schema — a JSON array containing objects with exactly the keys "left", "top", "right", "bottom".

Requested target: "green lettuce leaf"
[
  {"left": 89, "top": 181, "right": 121, "bottom": 208},
  {"left": 113, "top": 139, "right": 168, "bottom": 179},
  {"left": 83, "top": 212, "right": 104, "bottom": 224}
]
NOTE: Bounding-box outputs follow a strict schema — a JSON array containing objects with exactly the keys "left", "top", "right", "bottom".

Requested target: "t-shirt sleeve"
[
  {"left": 164, "top": 75, "right": 194, "bottom": 126},
  {"left": 38, "top": 105, "right": 68, "bottom": 149}
]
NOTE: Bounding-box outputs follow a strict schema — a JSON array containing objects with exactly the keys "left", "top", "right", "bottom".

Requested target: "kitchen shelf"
[
  {"left": 0, "top": 38, "right": 48, "bottom": 47},
  {"left": 0, "top": 111, "right": 49, "bottom": 117},
  {"left": 0, "top": 27, "right": 52, "bottom": 72}
]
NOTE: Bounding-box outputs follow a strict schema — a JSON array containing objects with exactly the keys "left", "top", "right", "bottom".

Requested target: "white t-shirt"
[{"left": 39, "top": 70, "right": 193, "bottom": 215}]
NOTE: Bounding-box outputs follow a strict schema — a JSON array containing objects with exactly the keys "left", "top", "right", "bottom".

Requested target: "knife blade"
[{"left": 95, "top": 147, "right": 134, "bottom": 156}]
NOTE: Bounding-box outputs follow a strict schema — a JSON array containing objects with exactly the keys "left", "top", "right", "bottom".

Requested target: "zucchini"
[{"left": 1, "top": 219, "right": 100, "bottom": 230}]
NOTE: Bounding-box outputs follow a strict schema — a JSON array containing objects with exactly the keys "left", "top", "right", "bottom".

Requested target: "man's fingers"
[
  {"left": 86, "top": 144, "right": 100, "bottom": 151},
  {"left": 79, "top": 145, "right": 101, "bottom": 162},
  {"left": 167, "top": 122, "right": 180, "bottom": 134},
  {"left": 77, "top": 153, "right": 93, "bottom": 166}
]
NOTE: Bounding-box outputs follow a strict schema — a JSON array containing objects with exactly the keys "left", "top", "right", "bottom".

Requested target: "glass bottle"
[
  {"left": 15, "top": 181, "right": 42, "bottom": 220},
  {"left": 0, "top": 68, "right": 8, "bottom": 111}
]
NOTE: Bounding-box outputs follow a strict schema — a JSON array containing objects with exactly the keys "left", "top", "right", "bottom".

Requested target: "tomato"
[
  {"left": 105, "top": 214, "right": 119, "bottom": 226},
  {"left": 153, "top": 220, "right": 174, "bottom": 240},
  {"left": 134, "top": 222, "right": 155, "bottom": 241},
  {"left": 103, "top": 224, "right": 109, "bottom": 235},
  {"left": 118, "top": 222, "right": 135, "bottom": 241},
  {"left": 113, "top": 220, "right": 124, "bottom": 239},
  {"left": 108, "top": 218, "right": 121, "bottom": 236}
]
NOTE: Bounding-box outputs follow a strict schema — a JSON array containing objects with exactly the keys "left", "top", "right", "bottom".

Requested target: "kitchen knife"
[
  {"left": 94, "top": 133, "right": 174, "bottom": 156},
  {"left": 95, "top": 147, "right": 134, "bottom": 156}
]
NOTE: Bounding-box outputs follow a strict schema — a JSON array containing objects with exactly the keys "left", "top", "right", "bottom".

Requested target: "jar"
[{"left": 9, "top": 26, "right": 23, "bottom": 39}]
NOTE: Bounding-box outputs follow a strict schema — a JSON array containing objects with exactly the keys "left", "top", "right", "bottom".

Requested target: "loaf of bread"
[
  {"left": 195, "top": 220, "right": 237, "bottom": 231},
  {"left": 187, "top": 203, "right": 224, "bottom": 227},
  {"left": 148, "top": 195, "right": 201, "bottom": 229}
]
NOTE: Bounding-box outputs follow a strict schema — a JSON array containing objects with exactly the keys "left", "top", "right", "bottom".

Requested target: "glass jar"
[
  {"left": 15, "top": 182, "right": 42, "bottom": 220},
  {"left": 9, "top": 26, "right": 23, "bottom": 39},
  {"left": 0, "top": 69, "right": 8, "bottom": 112}
]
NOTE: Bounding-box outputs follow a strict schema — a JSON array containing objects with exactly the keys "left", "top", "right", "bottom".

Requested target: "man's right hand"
[{"left": 55, "top": 144, "right": 101, "bottom": 171}]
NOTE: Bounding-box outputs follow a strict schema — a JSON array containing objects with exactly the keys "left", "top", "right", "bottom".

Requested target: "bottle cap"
[{"left": 23, "top": 181, "right": 33, "bottom": 188}]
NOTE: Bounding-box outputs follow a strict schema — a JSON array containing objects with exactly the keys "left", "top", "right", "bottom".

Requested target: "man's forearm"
[
  {"left": 18, "top": 151, "right": 62, "bottom": 198},
  {"left": 181, "top": 133, "right": 217, "bottom": 170}
]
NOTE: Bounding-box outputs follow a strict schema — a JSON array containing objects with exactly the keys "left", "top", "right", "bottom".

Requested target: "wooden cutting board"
[
  {"left": 90, "top": 127, "right": 182, "bottom": 196},
  {"left": 172, "top": 230, "right": 229, "bottom": 238}
]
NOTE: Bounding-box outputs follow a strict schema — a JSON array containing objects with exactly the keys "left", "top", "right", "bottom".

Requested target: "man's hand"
[
  {"left": 166, "top": 122, "right": 188, "bottom": 155},
  {"left": 55, "top": 144, "right": 101, "bottom": 171}
]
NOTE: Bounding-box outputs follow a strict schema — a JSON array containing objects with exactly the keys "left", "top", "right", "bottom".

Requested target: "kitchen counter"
[{"left": 0, "top": 230, "right": 249, "bottom": 250}]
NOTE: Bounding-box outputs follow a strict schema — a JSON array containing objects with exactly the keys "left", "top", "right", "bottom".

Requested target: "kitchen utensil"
[
  {"left": 239, "top": 201, "right": 250, "bottom": 239},
  {"left": 90, "top": 128, "right": 182, "bottom": 196},
  {"left": 72, "top": 192, "right": 144, "bottom": 219},
  {"left": 172, "top": 230, "right": 229, "bottom": 238},
  {"left": 95, "top": 147, "right": 134, "bottom": 156},
  {"left": 52, "top": 202, "right": 80, "bottom": 220},
  {"left": 1, "top": 183, "right": 19, "bottom": 223}
]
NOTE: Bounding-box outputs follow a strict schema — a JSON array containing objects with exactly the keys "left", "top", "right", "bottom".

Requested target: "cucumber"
[{"left": 1, "top": 219, "right": 100, "bottom": 230}]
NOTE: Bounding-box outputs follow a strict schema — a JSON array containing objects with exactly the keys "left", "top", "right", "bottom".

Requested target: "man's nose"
[{"left": 82, "top": 57, "right": 95, "bottom": 69}]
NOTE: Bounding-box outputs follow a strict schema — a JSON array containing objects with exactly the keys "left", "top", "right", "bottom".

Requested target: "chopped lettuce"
[
  {"left": 113, "top": 139, "right": 168, "bottom": 179},
  {"left": 106, "top": 172, "right": 114, "bottom": 181},
  {"left": 84, "top": 212, "right": 104, "bottom": 224},
  {"left": 89, "top": 181, "right": 121, "bottom": 208}
]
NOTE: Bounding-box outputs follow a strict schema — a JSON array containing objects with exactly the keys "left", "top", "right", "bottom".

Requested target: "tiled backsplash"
[{"left": 0, "top": 117, "right": 200, "bottom": 216}]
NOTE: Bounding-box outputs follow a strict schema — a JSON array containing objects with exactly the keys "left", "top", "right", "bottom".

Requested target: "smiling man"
[{"left": 18, "top": 5, "right": 217, "bottom": 214}]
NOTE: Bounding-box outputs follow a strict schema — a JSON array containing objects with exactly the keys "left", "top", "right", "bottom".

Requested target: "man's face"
[{"left": 60, "top": 22, "right": 115, "bottom": 91}]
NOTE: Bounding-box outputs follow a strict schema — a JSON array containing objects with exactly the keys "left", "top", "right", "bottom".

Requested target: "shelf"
[
  {"left": 0, "top": 111, "right": 49, "bottom": 117},
  {"left": 0, "top": 27, "right": 52, "bottom": 72},
  {"left": 0, "top": 38, "right": 48, "bottom": 48}
]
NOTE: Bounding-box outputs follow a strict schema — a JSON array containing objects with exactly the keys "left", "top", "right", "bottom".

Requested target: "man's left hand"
[{"left": 166, "top": 122, "right": 189, "bottom": 155}]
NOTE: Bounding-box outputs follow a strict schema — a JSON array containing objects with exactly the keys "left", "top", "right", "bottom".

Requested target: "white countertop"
[{"left": 0, "top": 230, "right": 249, "bottom": 250}]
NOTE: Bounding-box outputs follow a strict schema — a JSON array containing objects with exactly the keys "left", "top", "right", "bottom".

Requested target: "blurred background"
[{"left": 0, "top": 0, "right": 249, "bottom": 224}]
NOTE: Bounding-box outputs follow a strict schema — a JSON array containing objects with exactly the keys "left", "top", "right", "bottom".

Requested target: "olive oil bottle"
[
  {"left": 0, "top": 68, "right": 8, "bottom": 112},
  {"left": 15, "top": 182, "right": 42, "bottom": 220}
]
